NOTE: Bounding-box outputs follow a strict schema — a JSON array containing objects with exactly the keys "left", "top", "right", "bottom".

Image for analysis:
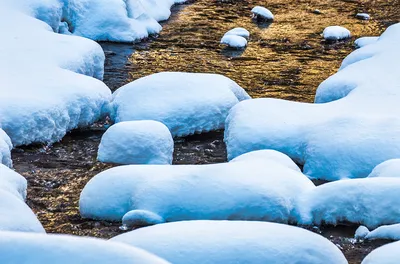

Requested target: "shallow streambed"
[{"left": 12, "top": 0, "right": 400, "bottom": 263}]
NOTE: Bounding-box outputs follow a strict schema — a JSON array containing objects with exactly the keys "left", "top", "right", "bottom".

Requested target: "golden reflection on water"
[{"left": 129, "top": 0, "right": 399, "bottom": 102}]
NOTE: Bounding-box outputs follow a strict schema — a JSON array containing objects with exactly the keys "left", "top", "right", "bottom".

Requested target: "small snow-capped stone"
[
  {"left": 220, "top": 35, "right": 247, "bottom": 49},
  {"left": 355, "top": 226, "right": 370, "bottom": 240},
  {"left": 224, "top": 27, "right": 250, "bottom": 39},
  {"left": 251, "top": 6, "right": 274, "bottom": 21},
  {"left": 323, "top": 26, "right": 351, "bottom": 41},
  {"left": 354, "top": 36, "right": 379, "bottom": 48},
  {"left": 356, "top": 13, "right": 370, "bottom": 20},
  {"left": 97, "top": 121, "right": 174, "bottom": 165}
]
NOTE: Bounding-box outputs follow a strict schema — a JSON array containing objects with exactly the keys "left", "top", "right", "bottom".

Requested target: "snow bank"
[
  {"left": 0, "top": 130, "right": 12, "bottom": 168},
  {"left": 0, "top": 165, "right": 44, "bottom": 233},
  {"left": 98, "top": 121, "right": 174, "bottom": 165},
  {"left": 80, "top": 150, "right": 314, "bottom": 226},
  {"left": 323, "top": 26, "right": 351, "bottom": 41},
  {"left": 0, "top": 231, "right": 169, "bottom": 264},
  {"left": 9, "top": 0, "right": 183, "bottom": 42},
  {"left": 355, "top": 36, "right": 379, "bottom": 48},
  {"left": 357, "top": 224, "right": 400, "bottom": 241},
  {"left": 368, "top": 159, "right": 400, "bottom": 178},
  {"left": 225, "top": 23, "right": 400, "bottom": 181},
  {"left": 111, "top": 221, "right": 347, "bottom": 264},
  {"left": 251, "top": 6, "right": 274, "bottom": 21},
  {"left": 224, "top": 27, "right": 250, "bottom": 39},
  {"left": 111, "top": 72, "right": 250, "bottom": 137},
  {"left": 221, "top": 35, "right": 247, "bottom": 49},
  {"left": 362, "top": 241, "right": 400, "bottom": 263},
  {"left": 297, "top": 178, "right": 400, "bottom": 229},
  {"left": 0, "top": 3, "right": 111, "bottom": 146}
]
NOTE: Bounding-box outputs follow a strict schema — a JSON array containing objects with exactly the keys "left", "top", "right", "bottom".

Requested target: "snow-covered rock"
[
  {"left": 220, "top": 35, "right": 248, "bottom": 49},
  {"left": 223, "top": 27, "right": 250, "bottom": 39},
  {"left": 362, "top": 241, "right": 400, "bottom": 263},
  {"left": 225, "top": 23, "right": 400, "bottom": 181},
  {"left": 0, "top": 3, "right": 111, "bottom": 146},
  {"left": 297, "top": 178, "right": 400, "bottom": 229},
  {"left": 357, "top": 224, "right": 400, "bottom": 241},
  {"left": 0, "top": 231, "right": 170, "bottom": 264},
  {"left": 98, "top": 121, "right": 174, "bottom": 165},
  {"left": 368, "top": 159, "right": 400, "bottom": 178},
  {"left": 356, "top": 13, "right": 370, "bottom": 20},
  {"left": 0, "top": 129, "right": 12, "bottom": 168},
  {"left": 355, "top": 36, "right": 379, "bottom": 48},
  {"left": 0, "top": 165, "right": 44, "bottom": 233},
  {"left": 323, "top": 26, "right": 351, "bottom": 41},
  {"left": 111, "top": 221, "right": 347, "bottom": 264},
  {"left": 111, "top": 72, "right": 250, "bottom": 137},
  {"left": 251, "top": 6, "right": 274, "bottom": 21},
  {"left": 80, "top": 150, "right": 314, "bottom": 226}
]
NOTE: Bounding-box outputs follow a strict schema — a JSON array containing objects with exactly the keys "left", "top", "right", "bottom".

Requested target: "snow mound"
[
  {"left": 224, "top": 27, "right": 250, "bottom": 39},
  {"left": 98, "top": 121, "right": 173, "bottom": 165},
  {"left": 0, "top": 4, "right": 111, "bottom": 146},
  {"left": 0, "top": 129, "right": 12, "bottom": 167},
  {"left": 221, "top": 35, "right": 247, "bottom": 49},
  {"left": 111, "top": 221, "right": 347, "bottom": 264},
  {"left": 323, "top": 26, "right": 351, "bottom": 41},
  {"left": 0, "top": 165, "right": 44, "bottom": 233},
  {"left": 357, "top": 224, "right": 400, "bottom": 241},
  {"left": 356, "top": 13, "right": 370, "bottom": 20},
  {"left": 111, "top": 72, "right": 250, "bottom": 137},
  {"left": 0, "top": 231, "right": 170, "bottom": 264},
  {"left": 297, "top": 178, "right": 400, "bottom": 229},
  {"left": 225, "top": 23, "right": 400, "bottom": 181},
  {"left": 362, "top": 241, "right": 400, "bottom": 263},
  {"left": 368, "top": 159, "right": 400, "bottom": 178},
  {"left": 80, "top": 150, "right": 314, "bottom": 226},
  {"left": 251, "top": 6, "right": 274, "bottom": 21},
  {"left": 355, "top": 36, "right": 379, "bottom": 48}
]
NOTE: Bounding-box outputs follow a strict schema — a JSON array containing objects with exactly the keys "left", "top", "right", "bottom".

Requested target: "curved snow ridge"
[
  {"left": 225, "top": 23, "right": 400, "bottom": 181},
  {"left": 111, "top": 221, "right": 347, "bottom": 264},
  {"left": 362, "top": 241, "right": 400, "bottom": 263},
  {"left": 80, "top": 150, "right": 314, "bottom": 226},
  {"left": 0, "top": 5, "right": 111, "bottom": 146},
  {"left": 0, "top": 231, "right": 170, "bottom": 264},
  {"left": 368, "top": 159, "right": 400, "bottom": 178},
  {"left": 297, "top": 177, "right": 400, "bottom": 229},
  {"left": 0, "top": 165, "right": 44, "bottom": 233},
  {"left": 0, "top": 130, "right": 12, "bottom": 168},
  {"left": 111, "top": 72, "right": 250, "bottom": 137}
]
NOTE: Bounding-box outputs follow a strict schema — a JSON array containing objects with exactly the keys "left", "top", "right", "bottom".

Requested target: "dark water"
[{"left": 11, "top": 0, "right": 400, "bottom": 263}]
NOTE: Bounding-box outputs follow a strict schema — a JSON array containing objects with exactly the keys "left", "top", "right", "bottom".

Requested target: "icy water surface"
[{"left": 12, "top": 0, "right": 400, "bottom": 263}]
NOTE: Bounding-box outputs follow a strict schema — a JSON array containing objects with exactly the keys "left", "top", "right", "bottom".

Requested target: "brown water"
[{"left": 12, "top": 0, "right": 400, "bottom": 263}]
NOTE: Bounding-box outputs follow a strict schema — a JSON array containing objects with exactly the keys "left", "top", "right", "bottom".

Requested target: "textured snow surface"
[
  {"left": 80, "top": 150, "right": 314, "bottom": 225},
  {"left": 368, "top": 159, "right": 400, "bottom": 178},
  {"left": 362, "top": 241, "right": 400, "bottom": 264},
  {"left": 251, "top": 6, "right": 274, "bottom": 20},
  {"left": 111, "top": 221, "right": 347, "bottom": 264},
  {"left": 0, "top": 130, "right": 12, "bottom": 167},
  {"left": 323, "top": 26, "right": 351, "bottom": 41},
  {"left": 98, "top": 121, "right": 174, "bottom": 165},
  {"left": 0, "top": 165, "right": 44, "bottom": 233},
  {"left": 297, "top": 178, "right": 400, "bottom": 229},
  {"left": 221, "top": 35, "right": 248, "bottom": 48},
  {"left": 0, "top": 231, "right": 170, "bottom": 264},
  {"left": 224, "top": 27, "right": 250, "bottom": 39},
  {"left": 225, "top": 23, "right": 400, "bottom": 181},
  {"left": 0, "top": 2, "right": 111, "bottom": 146},
  {"left": 111, "top": 72, "right": 250, "bottom": 137},
  {"left": 357, "top": 224, "right": 400, "bottom": 241},
  {"left": 355, "top": 36, "right": 379, "bottom": 48}
]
